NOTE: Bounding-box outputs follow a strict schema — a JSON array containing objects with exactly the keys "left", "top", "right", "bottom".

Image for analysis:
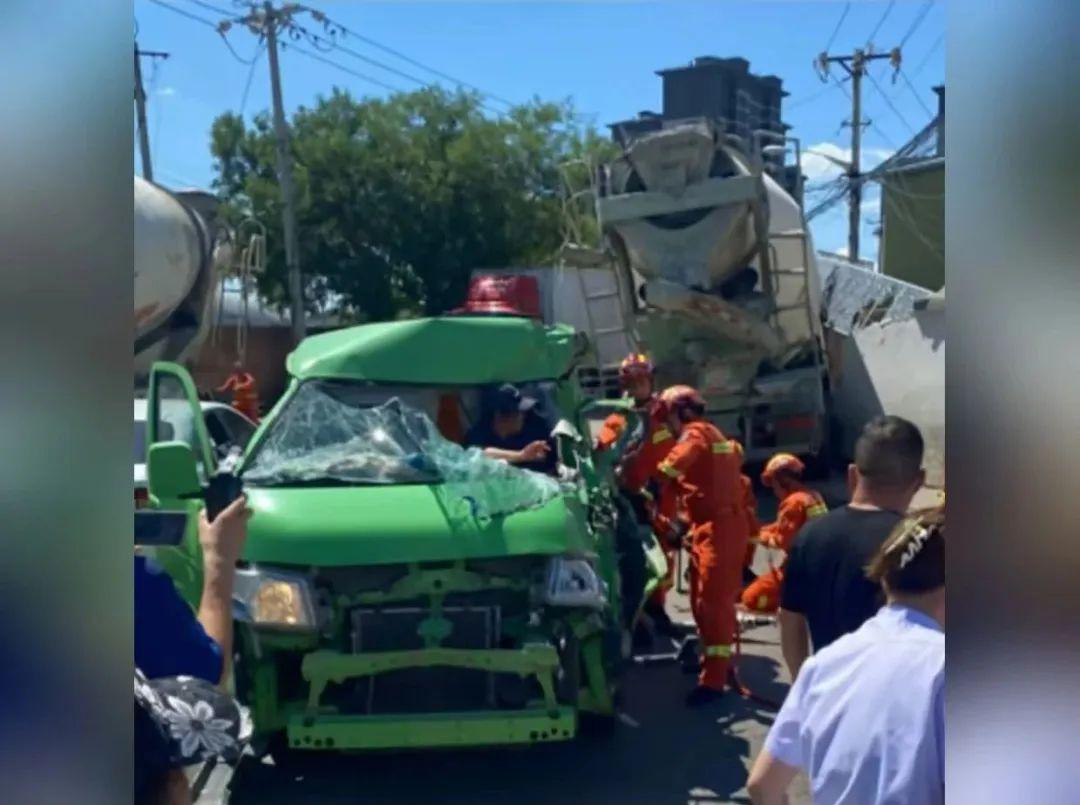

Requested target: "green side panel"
[
  {"left": 286, "top": 708, "right": 576, "bottom": 750},
  {"left": 286, "top": 317, "right": 581, "bottom": 385},
  {"left": 241, "top": 485, "right": 591, "bottom": 566},
  {"left": 880, "top": 164, "right": 944, "bottom": 291}
]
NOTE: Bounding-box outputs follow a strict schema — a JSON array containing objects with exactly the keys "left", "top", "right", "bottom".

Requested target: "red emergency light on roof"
[{"left": 453, "top": 274, "right": 542, "bottom": 319}]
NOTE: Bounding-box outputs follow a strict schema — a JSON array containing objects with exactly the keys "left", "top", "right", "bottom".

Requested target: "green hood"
[{"left": 242, "top": 484, "right": 592, "bottom": 567}]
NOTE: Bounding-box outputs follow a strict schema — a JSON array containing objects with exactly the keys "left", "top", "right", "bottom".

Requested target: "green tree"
[{"left": 210, "top": 88, "right": 617, "bottom": 322}]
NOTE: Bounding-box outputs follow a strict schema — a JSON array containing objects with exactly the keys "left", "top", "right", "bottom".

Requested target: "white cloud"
[
  {"left": 154, "top": 86, "right": 176, "bottom": 97},
  {"left": 802, "top": 141, "right": 894, "bottom": 184}
]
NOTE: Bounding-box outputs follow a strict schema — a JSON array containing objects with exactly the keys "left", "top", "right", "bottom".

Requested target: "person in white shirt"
[{"left": 748, "top": 505, "right": 945, "bottom": 805}]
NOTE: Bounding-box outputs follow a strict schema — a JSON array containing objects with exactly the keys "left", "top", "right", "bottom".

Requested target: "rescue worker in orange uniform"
[
  {"left": 217, "top": 362, "right": 260, "bottom": 423},
  {"left": 740, "top": 453, "right": 827, "bottom": 614},
  {"left": 652, "top": 385, "right": 750, "bottom": 706},
  {"left": 594, "top": 353, "right": 678, "bottom": 638},
  {"left": 736, "top": 444, "right": 762, "bottom": 586}
]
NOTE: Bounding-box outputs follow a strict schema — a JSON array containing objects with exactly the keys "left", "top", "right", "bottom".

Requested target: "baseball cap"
[{"left": 490, "top": 383, "right": 537, "bottom": 415}]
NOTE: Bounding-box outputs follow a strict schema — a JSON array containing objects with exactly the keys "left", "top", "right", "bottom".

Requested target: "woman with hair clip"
[{"left": 747, "top": 506, "right": 945, "bottom": 805}]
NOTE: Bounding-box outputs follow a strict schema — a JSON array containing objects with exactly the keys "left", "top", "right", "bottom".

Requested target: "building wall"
[{"left": 881, "top": 165, "right": 944, "bottom": 291}]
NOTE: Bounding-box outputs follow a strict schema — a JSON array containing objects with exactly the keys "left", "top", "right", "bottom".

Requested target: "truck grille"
[{"left": 334, "top": 606, "right": 500, "bottom": 715}]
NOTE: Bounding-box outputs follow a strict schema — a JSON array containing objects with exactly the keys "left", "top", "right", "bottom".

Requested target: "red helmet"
[
  {"left": 618, "top": 352, "right": 655, "bottom": 384},
  {"left": 761, "top": 453, "right": 805, "bottom": 486},
  {"left": 658, "top": 384, "right": 705, "bottom": 417}
]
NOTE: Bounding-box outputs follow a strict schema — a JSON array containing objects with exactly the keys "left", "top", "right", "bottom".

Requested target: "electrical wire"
[
  {"left": 239, "top": 37, "right": 265, "bottom": 114},
  {"left": 288, "top": 21, "right": 506, "bottom": 116},
  {"left": 899, "top": 69, "right": 935, "bottom": 119},
  {"left": 899, "top": 0, "right": 935, "bottom": 48},
  {"left": 180, "top": 0, "right": 235, "bottom": 16},
  {"left": 149, "top": 0, "right": 254, "bottom": 64},
  {"left": 825, "top": 2, "right": 851, "bottom": 52},
  {"left": 865, "top": 68, "right": 916, "bottom": 135},
  {"left": 301, "top": 7, "right": 518, "bottom": 109},
  {"left": 910, "top": 32, "right": 944, "bottom": 79},
  {"left": 865, "top": 1, "right": 896, "bottom": 48},
  {"left": 281, "top": 41, "right": 405, "bottom": 94}
]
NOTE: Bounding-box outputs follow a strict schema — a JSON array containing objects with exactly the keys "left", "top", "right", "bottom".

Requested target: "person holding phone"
[{"left": 134, "top": 496, "right": 252, "bottom": 684}]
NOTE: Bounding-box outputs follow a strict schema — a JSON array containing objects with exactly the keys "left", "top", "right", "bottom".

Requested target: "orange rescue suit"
[
  {"left": 740, "top": 474, "right": 761, "bottom": 570},
  {"left": 596, "top": 402, "right": 677, "bottom": 603},
  {"left": 654, "top": 421, "right": 749, "bottom": 691},
  {"left": 217, "top": 371, "right": 260, "bottom": 423},
  {"left": 740, "top": 489, "right": 827, "bottom": 613}
]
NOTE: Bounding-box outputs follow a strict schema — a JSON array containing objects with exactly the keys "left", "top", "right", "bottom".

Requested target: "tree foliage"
[{"left": 210, "top": 88, "right": 617, "bottom": 321}]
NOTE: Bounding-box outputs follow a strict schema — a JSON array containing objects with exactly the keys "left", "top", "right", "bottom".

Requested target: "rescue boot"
[{"left": 685, "top": 685, "right": 728, "bottom": 708}]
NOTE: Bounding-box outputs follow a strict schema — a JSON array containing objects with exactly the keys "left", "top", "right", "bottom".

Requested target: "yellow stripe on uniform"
[
  {"left": 704, "top": 644, "right": 732, "bottom": 658},
  {"left": 807, "top": 504, "right": 828, "bottom": 518},
  {"left": 652, "top": 427, "right": 672, "bottom": 444},
  {"left": 711, "top": 441, "right": 734, "bottom": 454},
  {"left": 659, "top": 463, "right": 682, "bottom": 479}
]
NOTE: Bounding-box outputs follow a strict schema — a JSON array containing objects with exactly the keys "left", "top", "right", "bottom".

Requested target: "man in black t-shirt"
[
  {"left": 779, "top": 415, "right": 925, "bottom": 679},
  {"left": 465, "top": 383, "right": 556, "bottom": 475}
]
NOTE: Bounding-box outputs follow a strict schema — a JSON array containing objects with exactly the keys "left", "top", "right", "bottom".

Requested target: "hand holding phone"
[{"left": 198, "top": 494, "right": 252, "bottom": 567}]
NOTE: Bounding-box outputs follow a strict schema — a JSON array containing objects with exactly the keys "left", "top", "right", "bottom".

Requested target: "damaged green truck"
[{"left": 144, "top": 312, "right": 662, "bottom": 757}]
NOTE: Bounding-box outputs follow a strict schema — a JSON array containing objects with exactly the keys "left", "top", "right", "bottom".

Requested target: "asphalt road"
[{"left": 197, "top": 578, "right": 810, "bottom": 805}]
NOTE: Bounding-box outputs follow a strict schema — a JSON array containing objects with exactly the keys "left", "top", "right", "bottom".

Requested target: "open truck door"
[{"left": 144, "top": 362, "right": 216, "bottom": 604}]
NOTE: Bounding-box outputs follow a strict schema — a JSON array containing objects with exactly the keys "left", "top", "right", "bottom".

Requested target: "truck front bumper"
[{"left": 285, "top": 644, "right": 576, "bottom": 751}]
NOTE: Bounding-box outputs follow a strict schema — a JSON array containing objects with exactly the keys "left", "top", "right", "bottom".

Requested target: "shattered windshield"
[{"left": 243, "top": 381, "right": 562, "bottom": 519}]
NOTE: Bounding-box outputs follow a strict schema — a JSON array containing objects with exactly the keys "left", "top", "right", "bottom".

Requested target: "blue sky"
[{"left": 135, "top": 0, "right": 944, "bottom": 263}]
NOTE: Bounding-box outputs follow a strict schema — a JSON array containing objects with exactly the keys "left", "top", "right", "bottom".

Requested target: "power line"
[
  {"left": 898, "top": 69, "right": 934, "bottom": 119},
  {"left": 149, "top": 0, "right": 221, "bottom": 29},
  {"left": 865, "top": 1, "right": 896, "bottom": 48},
  {"left": 304, "top": 8, "right": 518, "bottom": 109},
  {"left": 180, "top": 0, "right": 235, "bottom": 16},
  {"left": 149, "top": 0, "right": 254, "bottom": 64},
  {"left": 283, "top": 41, "right": 405, "bottom": 94},
  {"left": 239, "top": 37, "right": 265, "bottom": 114},
  {"left": 288, "top": 21, "right": 505, "bottom": 116},
  {"left": 910, "top": 32, "right": 944, "bottom": 79},
  {"left": 825, "top": 2, "right": 851, "bottom": 52},
  {"left": 865, "top": 68, "right": 916, "bottom": 135},
  {"left": 900, "top": 0, "right": 935, "bottom": 48}
]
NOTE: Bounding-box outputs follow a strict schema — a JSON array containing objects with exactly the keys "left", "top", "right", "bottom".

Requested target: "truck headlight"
[
  {"left": 541, "top": 557, "right": 607, "bottom": 610},
  {"left": 233, "top": 567, "right": 317, "bottom": 630}
]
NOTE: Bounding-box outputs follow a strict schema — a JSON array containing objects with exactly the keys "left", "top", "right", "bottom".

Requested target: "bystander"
[
  {"left": 778, "top": 415, "right": 924, "bottom": 678},
  {"left": 747, "top": 505, "right": 944, "bottom": 805}
]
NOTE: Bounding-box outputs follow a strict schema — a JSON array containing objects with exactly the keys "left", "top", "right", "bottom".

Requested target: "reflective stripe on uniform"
[
  {"left": 659, "top": 463, "right": 682, "bottom": 478},
  {"left": 711, "top": 441, "right": 734, "bottom": 454},
  {"left": 704, "top": 644, "right": 732, "bottom": 658},
  {"left": 652, "top": 427, "right": 672, "bottom": 444},
  {"left": 807, "top": 503, "right": 828, "bottom": 518}
]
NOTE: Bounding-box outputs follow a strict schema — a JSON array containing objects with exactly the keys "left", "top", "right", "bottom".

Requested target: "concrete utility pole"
[
  {"left": 239, "top": 3, "right": 306, "bottom": 344},
  {"left": 134, "top": 44, "right": 169, "bottom": 182},
  {"left": 816, "top": 48, "right": 898, "bottom": 263}
]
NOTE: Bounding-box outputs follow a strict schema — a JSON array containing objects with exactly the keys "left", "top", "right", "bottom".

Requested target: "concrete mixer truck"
[
  {"left": 134, "top": 175, "right": 232, "bottom": 383},
  {"left": 473, "top": 119, "right": 828, "bottom": 466},
  {"left": 593, "top": 118, "right": 828, "bottom": 464}
]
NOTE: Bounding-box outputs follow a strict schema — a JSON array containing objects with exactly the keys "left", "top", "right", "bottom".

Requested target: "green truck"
[{"left": 144, "top": 312, "right": 663, "bottom": 757}]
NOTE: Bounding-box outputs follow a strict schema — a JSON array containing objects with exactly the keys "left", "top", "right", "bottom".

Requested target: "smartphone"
[
  {"left": 134, "top": 510, "right": 189, "bottom": 546},
  {"left": 205, "top": 473, "right": 244, "bottom": 521}
]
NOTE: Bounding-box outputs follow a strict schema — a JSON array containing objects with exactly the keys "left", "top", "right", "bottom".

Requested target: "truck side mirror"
[{"left": 148, "top": 441, "right": 202, "bottom": 505}]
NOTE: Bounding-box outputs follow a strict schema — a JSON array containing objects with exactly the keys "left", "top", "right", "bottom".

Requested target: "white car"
[{"left": 134, "top": 399, "right": 257, "bottom": 506}]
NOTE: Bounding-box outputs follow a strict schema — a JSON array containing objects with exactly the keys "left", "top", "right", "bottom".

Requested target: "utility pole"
[
  {"left": 238, "top": 3, "right": 306, "bottom": 344},
  {"left": 134, "top": 45, "right": 169, "bottom": 183},
  {"left": 816, "top": 47, "right": 899, "bottom": 263}
]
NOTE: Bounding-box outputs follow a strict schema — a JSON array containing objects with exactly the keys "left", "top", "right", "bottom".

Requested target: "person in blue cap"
[{"left": 465, "top": 383, "right": 556, "bottom": 475}]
